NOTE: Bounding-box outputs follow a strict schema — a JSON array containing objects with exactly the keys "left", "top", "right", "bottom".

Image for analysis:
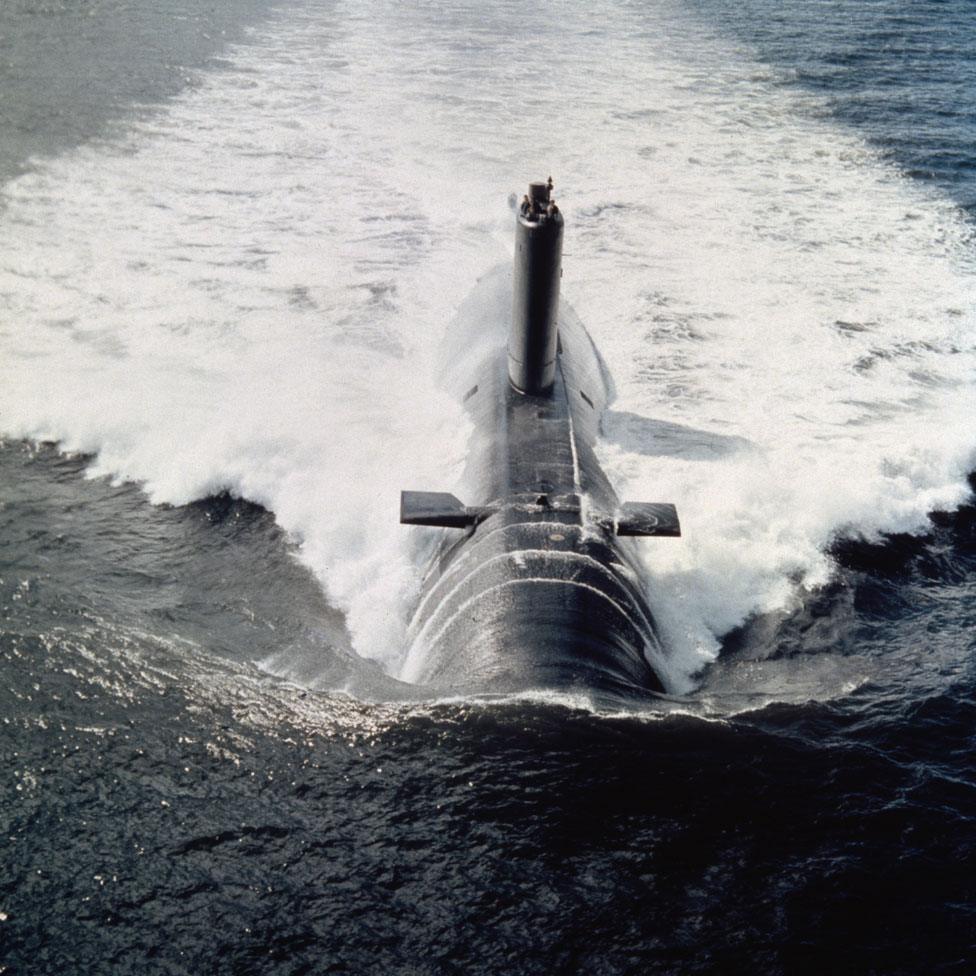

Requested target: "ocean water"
[{"left": 1, "top": 1, "right": 974, "bottom": 973}]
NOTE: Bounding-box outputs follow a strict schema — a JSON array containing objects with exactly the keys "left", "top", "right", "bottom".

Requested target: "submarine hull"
[{"left": 400, "top": 266, "right": 672, "bottom": 698}]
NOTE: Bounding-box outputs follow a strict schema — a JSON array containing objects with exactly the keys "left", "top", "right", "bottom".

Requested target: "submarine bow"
[{"left": 401, "top": 180, "right": 680, "bottom": 697}]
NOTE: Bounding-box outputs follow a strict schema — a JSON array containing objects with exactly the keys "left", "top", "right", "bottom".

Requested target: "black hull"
[{"left": 401, "top": 266, "right": 673, "bottom": 698}]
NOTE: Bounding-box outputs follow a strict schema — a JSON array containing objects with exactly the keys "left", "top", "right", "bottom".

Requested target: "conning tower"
[{"left": 509, "top": 178, "right": 563, "bottom": 396}]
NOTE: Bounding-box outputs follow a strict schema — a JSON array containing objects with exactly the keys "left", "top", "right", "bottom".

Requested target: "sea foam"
[{"left": 1, "top": 0, "right": 973, "bottom": 689}]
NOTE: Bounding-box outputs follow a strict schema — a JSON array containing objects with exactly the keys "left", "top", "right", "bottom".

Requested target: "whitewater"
[{"left": 2, "top": 0, "right": 973, "bottom": 693}]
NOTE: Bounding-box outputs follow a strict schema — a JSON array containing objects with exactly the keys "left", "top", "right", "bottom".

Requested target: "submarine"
[{"left": 400, "top": 180, "right": 680, "bottom": 698}]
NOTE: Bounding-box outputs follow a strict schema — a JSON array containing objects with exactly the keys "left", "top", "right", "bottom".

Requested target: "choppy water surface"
[{"left": 1, "top": 0, "right": 974, "bottom": 972}]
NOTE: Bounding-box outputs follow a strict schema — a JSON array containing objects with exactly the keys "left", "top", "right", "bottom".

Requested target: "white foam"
[{"left": 1, "top": 1, "right": 973, "bottom": 688}]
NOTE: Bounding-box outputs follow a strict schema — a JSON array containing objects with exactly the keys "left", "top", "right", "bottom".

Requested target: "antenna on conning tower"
[{"left": 508, "top": 179, "right": 564, "bottom": 396}]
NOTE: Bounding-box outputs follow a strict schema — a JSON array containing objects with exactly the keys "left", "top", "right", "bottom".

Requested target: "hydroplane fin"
[{"left": 615, "top": 502, "right": 681, "bottom": 537}]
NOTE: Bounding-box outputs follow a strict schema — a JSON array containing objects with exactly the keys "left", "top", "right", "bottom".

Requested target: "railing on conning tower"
[{"left": 508, "top": 178, "right": 564, "bottom": 397}]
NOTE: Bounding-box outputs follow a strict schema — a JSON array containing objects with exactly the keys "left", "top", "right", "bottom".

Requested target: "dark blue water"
[
  {"left": 706, "top": 0, "right": 976, "bottom": 210},
  {"left": 2, "top": 1, "right": 975, "bottom": 973}
]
